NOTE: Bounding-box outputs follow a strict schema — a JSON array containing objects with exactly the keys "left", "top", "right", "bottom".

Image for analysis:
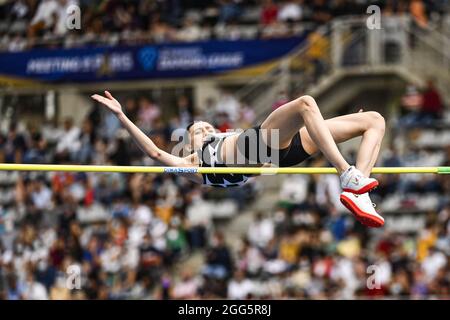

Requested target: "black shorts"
[{"left": 236, "top": 125, "right": 311, "bottom": 167}]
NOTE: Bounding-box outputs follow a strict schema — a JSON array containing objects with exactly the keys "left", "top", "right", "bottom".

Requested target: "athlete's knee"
[
  {"left": 366, "top": 111, "right": 385, "bottom": 132},
  {"left": 295, "top": 95, "right": 319, "bottom": 115}
]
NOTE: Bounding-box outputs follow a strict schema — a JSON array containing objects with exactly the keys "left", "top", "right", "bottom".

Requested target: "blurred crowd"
[
  {"left": 159, "top": 126, "right": 449, "bottom": 300},
  {"left": 0, "top": 0, "right": 449, "bottom": 52},
  {"left": 399, "top": 79, "right": 446, "bottom": 127},
  {"left": 0, "top": 89, "right": 258, "bottom": 300},
  {"left": 0, "top": 0, "right": 449, "bottom": 299}
]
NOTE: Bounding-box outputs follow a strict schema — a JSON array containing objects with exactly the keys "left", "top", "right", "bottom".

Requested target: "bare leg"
[
  {"left": 299, "top": 111, "right": 386, "bottom": 177},
  {"left": 260, "top": 95, "right": 350, "bottom": 174}
]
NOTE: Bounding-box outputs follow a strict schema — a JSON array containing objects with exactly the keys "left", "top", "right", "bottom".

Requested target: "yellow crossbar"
[{"left": 0, "top": 164, "right": 448, "bottom": 174}]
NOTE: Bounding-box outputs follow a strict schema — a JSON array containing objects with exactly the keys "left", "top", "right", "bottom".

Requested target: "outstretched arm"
[{"left": 91, "top": 91, "right": 191, "bottom": 167}]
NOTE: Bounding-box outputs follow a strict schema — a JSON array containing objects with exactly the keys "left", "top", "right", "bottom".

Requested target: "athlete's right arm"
[{"left": 91, "top": 91, "right": 194, "bottom": 168}]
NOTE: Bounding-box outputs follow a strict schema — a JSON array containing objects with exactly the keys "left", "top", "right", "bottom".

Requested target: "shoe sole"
[
  {"left": 340, "top": 194, "right": 385, "bottom": 228},
  {"left": 343, "top": 180, "right": 379, "bottom": 195}
]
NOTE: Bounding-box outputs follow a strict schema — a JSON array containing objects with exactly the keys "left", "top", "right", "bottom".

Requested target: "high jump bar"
[{"left": 0, "top": 164, "right": 449, "bottom": 174}]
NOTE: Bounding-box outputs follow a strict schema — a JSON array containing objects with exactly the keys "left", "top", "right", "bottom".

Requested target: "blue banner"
[{"left": 0, "top": 37, "right": 306, "bottom": 83}]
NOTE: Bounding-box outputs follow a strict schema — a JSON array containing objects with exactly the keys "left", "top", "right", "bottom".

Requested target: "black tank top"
[{"left": 197, "top": 132, "right": 252, "bottom": 188}]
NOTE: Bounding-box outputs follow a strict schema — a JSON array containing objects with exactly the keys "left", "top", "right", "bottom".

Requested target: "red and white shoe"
[
  {"left": 340, "top": 166, "right": 378, "bottom": 194},
  {"left": 340, "top": 192, "right": 385, "bottom": 228}
]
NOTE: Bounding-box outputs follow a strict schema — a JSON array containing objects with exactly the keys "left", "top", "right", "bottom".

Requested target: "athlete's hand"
[{"left": 91, "top": 91, "right": 123, "bottom": 116}]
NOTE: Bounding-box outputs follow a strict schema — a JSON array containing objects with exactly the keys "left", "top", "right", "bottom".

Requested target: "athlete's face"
[{"left": 188, "top": 121, "right": 216, "bottom": 151}]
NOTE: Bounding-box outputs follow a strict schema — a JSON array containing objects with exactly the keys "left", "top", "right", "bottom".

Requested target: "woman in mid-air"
[{"left": 92, "top": 91, "right": 386, "bottom": 228}]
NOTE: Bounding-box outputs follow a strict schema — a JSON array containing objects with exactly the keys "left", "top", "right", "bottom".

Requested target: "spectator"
[
  {"left": 311, "top": 0, "right": 332, "bottom": 24},
  {"left": 6, "top": 34, "right": 27, "bottom": 52},
  {"left": 279, "top": 174, "right": 310, "bottom": 204},
  {"left": 305, "top": 30, "right": 330, "bottom": 82},
  {"left": 261, "top": 20, "right": 291, "bottom": 39},
  {"left": 172, "top": 270, "right": 200, "bottom": 299},
  {"left": 23, "top": 133, "right": 48, "bottom": 164},
  {"left": 202, "top": 232, "right": 233, "bottom": 279},
  {"left": 399, "top": 80, "right": 445, "bottom": 127},
  {"left": 227, "top": 270, "right": 254, "bottom": 299},
  {"left": 261, "top": 0, "right": 279, "bottom": 25},
  {"left": 421, "top": 247, "right": 447, "bottom": 281},
  {"left": 272, "top": 90, "right": 290, "bottom": 111},
  {"left": 0, "top": 0, "right": 447, "bottom": 52},
  {"left": 176, "top": 17, "right": 202, "bottom": 42},
  {"left": 165, "top": 215, "right": 189, "bottom": 261},
  {"left": 239, "top": 101, "right": 256, "bottom": 129},
  {"left": 315, "top": 174, "right": 343, "bottom": 211},
  {"left": 75, "top": 119, "right": 96, "bottom": 164},
  {"left": 123, "top": 97, "right": 139, "bottom": 123},
  {"left": 5, "top": 275, "right": 25, "bottom": 300},
  {"left": 400, "top": 84, "right": 423, "bottom": 117},
  {"left": 148, "top": 14, "right": 176, "bottom": 43},
  {"left": 331, "top": 0, "right": 359, "bottom": 17},
  {"left": 218, "top": 0, "right": 242, "bottom": 23},
  {"left": 30, "top": 179, "right": 53, "bottom": 211},
  {"left": 215, "top": 90, "right": 241, "bottom": 124},
  {"left": 137, "top": 97, "right": 161, "bottom": 132},
  {"left": 53, "top": 0, "right": 80, "bottom": 36},
  {"left": 278, "top": 0, "right": 303, "bottom": 23},
  {"left": 22, "top": 272, "right": 49, "bottom": 300},
  {"left": 421, "top": 79, "right": 444, "bottom": 122},
  {"left": 410, "top": 0, "right": 428, "bottom": 28},
  {"left": 2, "top": 123, "right": 27, "bottom": 163},
  {"left": 185, "top": 193, "right": 212, "bottom": 250},
  {"left": 102, "top": 109, "right": 121, "bottom": 141},
  {"left": 9, "top": 0, "right": 34, "bottom": 22},
  {"left": 55, "top": 118, "right": 80, "bottom": 161},
  {"left": 29, "top": 0, "right": 79, "bottom": 38},
  {"left": 138, "top": 233, "right": 165, "bottom": 281},
  {"left": 176, "top": 95, "right": 193, "bottom": 129},
  {"left": 28, "top": 0, "right": 61, "bottom": 37},
  {"left": 203, "top": 97, "right": 217, "bottom": 125},
  {"left": 247, "top": 212, "right": 275, "bottom": 248}
]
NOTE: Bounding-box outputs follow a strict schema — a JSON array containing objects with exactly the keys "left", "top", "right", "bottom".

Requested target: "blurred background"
[{"left": 0, "top": 0, "right": 449, "bottom": 300}]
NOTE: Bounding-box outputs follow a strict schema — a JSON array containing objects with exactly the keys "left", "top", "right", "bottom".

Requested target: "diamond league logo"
[{"left": 138, "top": 47, "right": 158, "bottom": 71}]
